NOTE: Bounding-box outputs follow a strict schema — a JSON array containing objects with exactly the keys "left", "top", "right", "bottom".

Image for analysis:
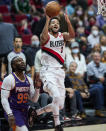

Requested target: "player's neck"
[
  {"left": 15, "top": 71, "right": 25, "bottom": 81},
  {"left": 50, "top": 31, "right": 58, "bottom": 38}
]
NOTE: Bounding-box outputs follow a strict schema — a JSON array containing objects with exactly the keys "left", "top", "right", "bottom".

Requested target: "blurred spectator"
[
  {"left": 65, "top": 0, "right": 77, "bottom": 16},
  {"left": 1, "top": 35, "right": 26, "bottom": 80},
  {"left": 25, "top": 35, "right": 40, "bottom": 79},
  {"left": 77, "top": 0, "right": 87, "bottom": 10},
  {"left": 101, "top": 51, "right": 106, "bottom": 63},
  {"left": 77, "top": 36, "right": 90, "bottom": 58},
  {"left": 71, "top": 6, "right": 84, "bottom": 29},
  {"left": 0, "top": 13, "right": 18, "bottom": 78},
  {"left": 76, "top": 26, "right": 85, "bottom": 37},
  {"left": 87, "top": 25, "right": 100, "bottom": 48},
  {"left": 20, "top": 19, "right": 31, "bottom": 34},
  {"left": 65, "top": 41, "right": 87, "bottom": 77},
  {"left": 87, "top": 44, "right": 101, "bottom": 63},
  {"left": 100, "top": 35, "right": 106, "bottom": 53},
  {"left": 90, "top": 0, "right": 98, "bottom": 14},
  {"left": 87, "top": 52, "right": 106, "bottom": 112},
  {"left": 65, "top": 62, "right": 89, "bottom": 119},
  {"left": 66, "top": 61, "right": 105, "bottom": 118},
  {"left": 96, "top": 15, "right": 106, "bottom": 29},
  {"left": 0, "top": 13, "right": 18, "bottom": 57},
  {"left": 87, "top": 6, "right": 95, "bottom": 17},
  {"left": 72, "top": 6, "right": 84, "bottom": 21},
  {"left": 12, "top": 0, "right": 31, "bottom": 14}
]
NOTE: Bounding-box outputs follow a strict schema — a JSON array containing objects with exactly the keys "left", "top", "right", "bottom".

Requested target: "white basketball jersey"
[{"left": 41, "top": 32, "right": 65, "bottom": 67}]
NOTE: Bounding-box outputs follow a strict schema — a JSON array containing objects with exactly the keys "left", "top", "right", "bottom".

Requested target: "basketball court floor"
[{"left": 33, "top": 124, "right": 106, "bottom": 131}]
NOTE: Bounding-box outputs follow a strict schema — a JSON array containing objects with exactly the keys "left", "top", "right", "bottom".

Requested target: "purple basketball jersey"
[
  {"left": 8, "top": 73, "right": 30, "bottom": 110},
  {"left": 5, "top": 73, "right": 31, "bottom": 127}
]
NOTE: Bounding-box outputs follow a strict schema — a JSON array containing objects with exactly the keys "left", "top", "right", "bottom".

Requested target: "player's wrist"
[{"left": 8, "top": 113, "right": 13, "bottom": 117}]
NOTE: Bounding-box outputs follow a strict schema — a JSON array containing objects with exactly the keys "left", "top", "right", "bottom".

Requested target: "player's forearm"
[
  {"left": 1, "top": 90, "right": 12, "bottom": 115},
  {"left": 40, "top": 17, "right": 50, "bottom": 44},
  {"left": 67, "top": 21, "right": 75, "bottom": 38},
  {"left": 1, "top": 63, "right": 6, "bottom": 75},
  {"left": 31, "top": 89, "right": 40, "bottom": 103}
]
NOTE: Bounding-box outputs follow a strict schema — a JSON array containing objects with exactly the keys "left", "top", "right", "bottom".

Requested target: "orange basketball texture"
[{"left": 45, "top": 1, "right": 61, "bottom": 17}]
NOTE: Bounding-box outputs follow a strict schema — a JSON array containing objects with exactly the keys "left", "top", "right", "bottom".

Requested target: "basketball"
[{"left": 45, "top": 1, "right": 61, "bottom": 17}]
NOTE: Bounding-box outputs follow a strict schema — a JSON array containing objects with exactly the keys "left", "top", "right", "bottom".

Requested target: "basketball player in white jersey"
[{"left": 32, "top": 14, "right": 75, "bottom": 131}]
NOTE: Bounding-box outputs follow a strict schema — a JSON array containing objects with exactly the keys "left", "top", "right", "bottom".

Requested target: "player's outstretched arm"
[
  {"left": 28, "top": 77, "right": 40, "bottom": 103},
  {"left": 40, "top": 15, "right": 50, "bottom": 45},
  {"left": 63, "top": 14, "right": 75, "bottom": 41}
]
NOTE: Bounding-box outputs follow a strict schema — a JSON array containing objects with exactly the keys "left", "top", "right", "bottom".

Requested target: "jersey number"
[
  {"left": 17, "top": 93, "right": 29, "bottom": 104},
  {"left": 61, "top": 47, "right": 63, "bottom": 53}
]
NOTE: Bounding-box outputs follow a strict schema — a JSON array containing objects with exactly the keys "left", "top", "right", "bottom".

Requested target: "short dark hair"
[
  {"left": 11, "top": 56, "right": 19, "bottom": 72},
  {"left": 49, "top": 17, "right": 60, "bottom": 25},
  {"left": 14, "top": 35, "right": 22, "bottom": 42}
]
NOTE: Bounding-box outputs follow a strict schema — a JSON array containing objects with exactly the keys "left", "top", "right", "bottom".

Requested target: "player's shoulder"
[
  {"left": 26, "top": 75, "right": 33, "bottom": 83},
  {"left": 3, "top": 74, "right": 15, "bottom": 86},
  {"left": 4, "top": 74, "right": 15, "bottom": 81}
]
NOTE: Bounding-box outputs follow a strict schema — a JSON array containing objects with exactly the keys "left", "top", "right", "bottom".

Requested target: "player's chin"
[
  {"left": 52, "top": 29, "right": 59, "bottom": 33},
  {"left": 19, "top": 66, "right": 26, "bottom": 71}
]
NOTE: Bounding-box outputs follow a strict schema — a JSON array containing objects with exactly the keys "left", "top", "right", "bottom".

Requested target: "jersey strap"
[{"left": 42, "top": 46, "right": 64, "bottom": 65}]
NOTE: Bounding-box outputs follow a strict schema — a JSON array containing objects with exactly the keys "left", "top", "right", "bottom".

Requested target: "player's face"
[
  {"left": 14, "top": 57, "right": 26, "bottom": 71},
  {"left": 49, "top": 19, "right": 60, "bottom": 33}
]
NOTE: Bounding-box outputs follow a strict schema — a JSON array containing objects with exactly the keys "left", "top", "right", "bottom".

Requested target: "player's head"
[
  {"left": 49, "top": 17, "right": 60, "bottom": 33},
  {"left": 11, "top": 56, "right": 26, "bottom": 72},
  {"left": 13, "top": 35, "right": 23, "bottom": 50}
]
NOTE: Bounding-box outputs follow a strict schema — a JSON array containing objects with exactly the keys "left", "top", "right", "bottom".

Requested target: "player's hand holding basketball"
[{"left": 8, "top": 114, "right": 15, "bottom": 127}]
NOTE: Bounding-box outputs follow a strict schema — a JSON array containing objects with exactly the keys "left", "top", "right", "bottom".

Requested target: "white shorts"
[{"left": 40, "top": 66, "right": 65, "bottom": 99}]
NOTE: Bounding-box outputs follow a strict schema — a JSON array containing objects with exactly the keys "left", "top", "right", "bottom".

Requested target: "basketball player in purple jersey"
[
  {"left": 1, "top": 56, "right": 41, "bottom": 131},
  {"left": 31, "top": 13, "right": 75, "bottom": 131}
]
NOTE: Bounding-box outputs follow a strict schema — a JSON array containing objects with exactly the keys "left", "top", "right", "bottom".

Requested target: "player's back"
[{"left": 41, "top": 32, "right": 65, "bottom": 67}]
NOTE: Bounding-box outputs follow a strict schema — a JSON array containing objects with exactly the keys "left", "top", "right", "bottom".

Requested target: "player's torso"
[
  {"left": 41, "top": 32, "right": 65, "bottom": 67},
  {"left": 9, "top": 73, "right": 30, "bottom": 109}
]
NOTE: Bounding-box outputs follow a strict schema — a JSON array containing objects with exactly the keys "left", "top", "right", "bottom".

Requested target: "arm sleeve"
[
  {"left": 27, "top": 77, "right": 40, "bottom": 102},
  {"left": 1, "top": 75, "right": 15, "bottom": 115},
  {"left": 1, "top": 89, "right": 13, "bottom": 115}
]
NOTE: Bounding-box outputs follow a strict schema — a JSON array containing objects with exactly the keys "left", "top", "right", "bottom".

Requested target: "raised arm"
[
  {"left": 63, "top": 14, "right": 75, "bottom": 41},
  {"left": 40, "top": 15, "right": 50, "bottom": 45}
]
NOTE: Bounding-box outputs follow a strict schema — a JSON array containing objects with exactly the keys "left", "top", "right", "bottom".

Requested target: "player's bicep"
[
  {"left": 40, "top": 34, "right": 50, "bottom": 46},
  {"left": 1, "top": 76, "right": 14, "bottom": 91},
  {"left": 1, "top": 89, "right": 10, "bottom": 99}
]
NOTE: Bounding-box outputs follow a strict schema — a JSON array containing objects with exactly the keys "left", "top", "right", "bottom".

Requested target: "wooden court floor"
[{"left": 33, "top": 124, "right": 106, "bottom": 131}]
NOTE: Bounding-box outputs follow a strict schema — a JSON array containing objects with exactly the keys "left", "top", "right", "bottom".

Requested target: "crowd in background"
[{"left": 0, "top": 0, "right": 106, "bottom": 125}]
